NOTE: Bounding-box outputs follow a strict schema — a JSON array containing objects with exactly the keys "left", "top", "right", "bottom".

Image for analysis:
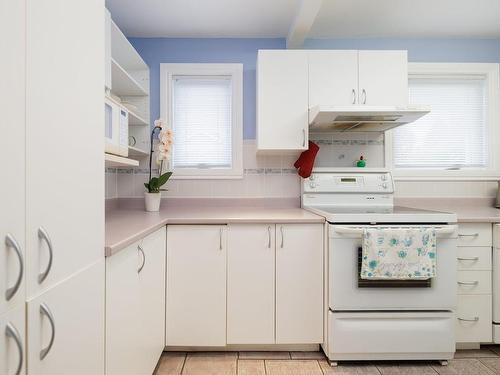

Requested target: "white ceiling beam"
[{"left": 286, "top": 0, "right": 323, "bottom": 49}]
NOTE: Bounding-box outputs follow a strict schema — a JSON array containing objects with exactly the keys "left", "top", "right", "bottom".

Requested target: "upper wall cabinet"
[
  {"left": 309, "top": 50, "right": 408, "bottom": 108},
  {"left": 257, "top": 50, "right": 309, "bottom": 152},
  {"left": 257, "top": 49, "right": 408, "bottom": 151}
]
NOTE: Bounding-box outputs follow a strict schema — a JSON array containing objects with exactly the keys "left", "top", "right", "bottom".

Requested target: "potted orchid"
[{"left": 144, "top": 119, "right": 173, "bottom": 212}]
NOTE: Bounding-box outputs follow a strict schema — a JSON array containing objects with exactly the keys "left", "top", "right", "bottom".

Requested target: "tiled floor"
[{"left": 155, "top": 348, "right": 500, "bottom": 375}]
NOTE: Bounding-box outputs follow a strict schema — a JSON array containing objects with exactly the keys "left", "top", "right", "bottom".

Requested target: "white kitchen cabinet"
[
  {"left": 26, "top": 0, "right": 104, "bottom": 297},
  {"left": 227, "top": 224, "right": 275, "bottom": 344},
  {"left": 27, "top": 260, "right": 105, "bottom": 375},
  {"left": 257, "top": 50, "right": 309, "bottom": 152},
  {"left": 106, "top": 227, "right": 166, "bottom": 375},
  {"left": 0, "top": 0, "right": 26, "bottom": 315},
  {"left": 1, "top": 305, "right": 26, "bottom": 375},
  {"left": 276, "top": 224, "right": 323, "bottom": 344},
  {"left": 308, "top": 50, "right": 359, "bottom": 107},
  {"left": 166, "top": 225, "right": 227, "bottom": 346},
  {"left": 456, "top": 295, "right": 492, "bottom": 343}
]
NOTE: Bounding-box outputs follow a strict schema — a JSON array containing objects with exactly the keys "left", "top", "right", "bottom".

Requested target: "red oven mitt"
[{"left": 294, "top": 141, "right": 319, "bottom": 178}]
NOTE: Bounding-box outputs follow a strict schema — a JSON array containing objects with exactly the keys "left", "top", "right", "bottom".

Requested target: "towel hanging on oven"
[{"left": 360, "top": 227, "right": 437, "bottom": 280}]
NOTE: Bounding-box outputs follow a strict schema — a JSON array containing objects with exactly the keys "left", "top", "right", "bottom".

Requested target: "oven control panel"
[{"left": 303, "top": 170, "right": 394, "bottom": 194}]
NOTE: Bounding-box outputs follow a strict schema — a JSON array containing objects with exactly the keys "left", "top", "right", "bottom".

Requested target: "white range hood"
[{"left": 309, "top": 105, "right": 430, "bottom": 132}]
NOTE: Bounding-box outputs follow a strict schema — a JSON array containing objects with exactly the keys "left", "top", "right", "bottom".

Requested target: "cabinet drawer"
[
  {"left": 457, "top": 247, "right": 491, "bottom": 271},
  {"left": 457, "top": 271, "right": 491, "bottom": 295},
  {"left": 456, "top": 295, "right": 492, "bottom": 343},
  {"left": 457, "top": 224, "right": 492, "bottom": 247}
]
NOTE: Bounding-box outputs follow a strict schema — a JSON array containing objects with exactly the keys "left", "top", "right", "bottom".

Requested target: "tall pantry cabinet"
[{"left": 1, "top": 0, "right": 105, "bottom": 374}]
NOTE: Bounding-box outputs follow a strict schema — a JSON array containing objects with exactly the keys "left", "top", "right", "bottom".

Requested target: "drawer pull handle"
[
  {"left": 458, "top": 281, "right": 479, "bottom": 286},
  {"left": 38, "top": 227, "right": 54, "bottom": 284},
  {"left": 137, "top": 245, "right": 145, "bottom": 273},
  {"left": 5, "top": 233, "right": 24, "bottom": 301},
  {"left": 457, "top": 316, "right": 479, "bottom": 322},
  {"left": 40, "top": 303, "right": 56, "bottom": 360},
  {"left": 267, "top": 226, "right": 271, "bottom": 248},
  {"left": 457, "top": 257, "right": 479, "bottom": 261},
  {"left": 5, "top": 322, "right": 23, "bottom": 375},
  {"left": 458, "top": 233, "right": 479, "bottom": 237}
]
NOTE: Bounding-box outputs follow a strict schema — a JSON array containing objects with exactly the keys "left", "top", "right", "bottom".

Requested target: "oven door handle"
[{"left": 334, "top": 225, "right": 457, "bottom": 237}]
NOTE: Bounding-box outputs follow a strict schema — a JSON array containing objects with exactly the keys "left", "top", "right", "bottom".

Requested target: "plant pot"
[{"left": 144, "top": 192, "right": 161, "bottom": 212}]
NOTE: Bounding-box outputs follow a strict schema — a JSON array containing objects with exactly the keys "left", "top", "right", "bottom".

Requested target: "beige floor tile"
[
  {"left": 156, "top": 352, "right": 186, "bottom": 375},
  {"left": 480, "top": 358, "right": 500, "bottom": 374},
  {"left": 265, "top": 360, "right": 323, "bottom": 375},
  {"left": 432, "top": 359, "right": 495, "bottom": 375},
  {"left": 238, "top": 360, "right": 266, "bottom": 375},
  {"left": 318, "top": 360, "right": 381, "bottom": 374},
  {"left": 454, "top": 349, "right": 498, "bottom": 358},
  {"left": 377, "top": 362, "right": 438, "bottom": 375},
  {"left": 182, "top": 352, "right": 237, "bottom": 375},
  {"left": 239, "top": 351, "right": 291, "bottom": 360},
  {"left": 291, "top": 351, "right": 326, "bottom": 360}
]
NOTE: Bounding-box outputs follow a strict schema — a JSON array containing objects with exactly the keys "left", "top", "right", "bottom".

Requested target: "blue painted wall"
[
  {"left": 129, "top": 37, "right": 500, "bottom": 139},
  {"left": 129, "top": 38, "right": 285, "bottom": 139}
]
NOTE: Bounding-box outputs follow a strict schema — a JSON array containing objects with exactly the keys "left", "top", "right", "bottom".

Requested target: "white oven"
[
  {"left": 105, "top": 96, "right": 129, "bottom": 157},
  {"left": 329, "top": 224, "right": 458, "bottom": 311}
]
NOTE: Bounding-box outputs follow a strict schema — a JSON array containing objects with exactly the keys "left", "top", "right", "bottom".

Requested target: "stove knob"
[
  {"left": 382, "top": 182, "right": 388, "bottom": 189},
  {"left": 381, "top": 174, "right": 387, "bottom": 181},
  {"left": 309, "top": 181, "right": 316, "bottom": 188},
  {"left": 309, "top": 175, "right": 315, "bottom": 180}
]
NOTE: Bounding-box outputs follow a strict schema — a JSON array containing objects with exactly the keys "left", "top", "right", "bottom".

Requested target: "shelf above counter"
[
  {"left": 128, "top": 110, "right": 149, "bottom": 126},
  {"left": 105, "top": 153, "right": 139, "bottom": 168},
  {"left": 111, "top": 58, "right": 148, "bottom": 96},
  {"left": 128, "top": 146, "right": 149, "bottom": 158}
]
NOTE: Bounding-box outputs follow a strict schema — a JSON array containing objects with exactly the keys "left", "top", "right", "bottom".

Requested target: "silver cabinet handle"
[
  {"left": 5, "top": 234, "right": 24, "bottom": 301},
  {"left": 219, "top": 227, "right": 223, "bottom": 251},
  {"left": 457, "top": 256, "right": 479, "bottom": 261},
  {"left": 280, "top": 226, "right": 284, "bottom": 248},
  {"left": 267, "top": 226, "right": 271, "bottom": 248},
  {"left": 5, "top": 322, "right": 23, "bottom": 375},
  {"left": 302, "top": 129, "right": 306, "bottom": 148},
  {"left": 137, "top": 245, "right": 145, "bottom": 273},
  {"left": 361, "top": 89, "right": 366, "bottom": 104},
  {"left": 351, "top": 89, "right": 356, "bottom": 104},
  {"left": 458, "top": 233, "right": 479, "bottom": 237},
  {"left": 40, "top": 303, "right": 55, "bottom": 360},
  {"left": 457, "top": 316, "right": 479, "bottom": 322},
  {"left": 458, "top": 280, "right": 479, "bottom": 286},
  {"left": 37, "top": 227, "right": 53, "bottom": 284}
]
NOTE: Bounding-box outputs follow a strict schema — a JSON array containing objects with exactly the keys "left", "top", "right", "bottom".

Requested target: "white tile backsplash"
[{"left": 105, "top": 136, "right": 497, "bottom": 200}]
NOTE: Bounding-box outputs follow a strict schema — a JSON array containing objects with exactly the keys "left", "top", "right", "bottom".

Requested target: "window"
[
  {"left": 160, "top": 63, "right": 243, "bottom": 178},
  {"left": 386, "top": 63, "right": 500, "bottom": 179}
]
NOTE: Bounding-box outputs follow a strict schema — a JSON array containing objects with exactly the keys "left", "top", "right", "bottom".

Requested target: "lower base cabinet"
[
  {"left": 106, "top": 227, "right": 166, "bottom": 375},
  {"left": 1, "top": 305, "right": 26, "bottom": 375},
  {"left": 27, "top": 260, "right": 105, "bottom": 375}
]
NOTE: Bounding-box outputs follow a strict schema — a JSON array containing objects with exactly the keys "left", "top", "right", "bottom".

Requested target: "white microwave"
[{"left": 105, "top": 96, "right": 129, "bottom": 157}]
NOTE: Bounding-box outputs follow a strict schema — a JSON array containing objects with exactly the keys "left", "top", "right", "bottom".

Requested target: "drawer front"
[
  {"left": 457, "top": 247, "right": 491, "bottom": 271},
  {"left": 457, "top": 223, "right": 492, "bottom": 247},
  {"left": 456, "top": 295, "right": 492, "bottom": 343},
  {"left": 457, "top": 271, "right": 491, "bottom": 295}
]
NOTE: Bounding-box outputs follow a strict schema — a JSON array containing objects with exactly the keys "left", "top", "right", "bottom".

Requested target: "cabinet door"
[
  {"left": 0, "top": 0, "right": 26, "bottom": 315},
  {"left": 358, "top": 50, "right": 408, "bottom": 106},
  {"left": 257, "top": 50, "right": 308, "bottom": 151},
  {"left": 166, "top": 225, "right": 226, "bottom": 346},
  {"left": 106, "top": 243, "right": 142, "bottom": 375},
  {"left": 276, "top": 224, "right": 323, "bottom": 344},
  {"left": 26, "top": 0, "right": 104, "bottom": 297},
  {"left": 227, "top": 224, "right": 275, "bottom": 344},
  {"left": 1, "top": 305, "right": 26, "bottom": 375},
  {"left": 138, "top": 227, "right": 166, "bottom": 372},
  {"left": 27, "top": 260, "right": 105, "bottom": 375},
  {"left": 309, "top": 50, "right": 359, "bottom": 107}
]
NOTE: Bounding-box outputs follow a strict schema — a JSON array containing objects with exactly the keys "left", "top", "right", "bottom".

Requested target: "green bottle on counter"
[{"left": 356, "top": 156, "right": 366, "bottom": 167}]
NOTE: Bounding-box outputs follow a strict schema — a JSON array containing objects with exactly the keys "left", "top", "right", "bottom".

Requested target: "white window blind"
[
  {"left": 172, "top": 76, "right": 232, "bottom": 169},
  {"left": 393, "top": 77, "right": 488, "bottom": 169}
]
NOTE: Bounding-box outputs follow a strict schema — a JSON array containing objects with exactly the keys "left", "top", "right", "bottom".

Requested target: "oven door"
[{"left": 329, "top": 224, "right": 457, "bottom": 311}]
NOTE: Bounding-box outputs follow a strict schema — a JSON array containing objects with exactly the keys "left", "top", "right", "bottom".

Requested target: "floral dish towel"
[{"left": 360, "top": 227, "right": 436, "bottom": 280}]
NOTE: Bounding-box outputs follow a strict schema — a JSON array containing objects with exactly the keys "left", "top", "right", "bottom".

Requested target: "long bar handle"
[
  {"left": 219, "top": 227, "right": 223, "bottom": 251},
  {"left": 457, "top": 256, "right": 479, "bottom": 261},
  {"left": 457, "top": 280, "right": 479, "bottom": 286},
  {"left": 280, "top": 226, "right": 284, "bottom": 248},
  {"left": 38, "top": 227, "right": 53, "bottom": 284},
  {"left": 457, "top": 316, "right": 479, "bottom": 322},
  {"left": 351, "top": 89, "right": 356, "bottom": 104},
  {"left": 458, "top": 233, "right": 479, "bottom": 237},
  {"left": 267, "top": 226, "right": 271, "bottom": 248},
  {"left": 302, "top": 129, "right": 306, "bottom": 148},
  {"left": 334, "top": 225, "right": 457, "bottom": 236},
  {"left": 5, "top": 322, "right": 23, "bottom": 375},
  {"left": 40, "top": 303, "right": 56, "bottom": 360},
  {"left": 137, "top": 245, "right": 146, "bottom": 273},
  {"left": 361, "top": 89, "right": 367, "bottom": 104},
  {"left": 5, "top": 234, "right": 24, "bottom": 301}
]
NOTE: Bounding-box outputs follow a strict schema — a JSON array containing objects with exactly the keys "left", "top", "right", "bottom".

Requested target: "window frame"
[
  {"left": 385, "top": 62, "right": 500, "bottom": 181},
  {"left": 160, "top": 63, "right": 243, "bottom": 179}
]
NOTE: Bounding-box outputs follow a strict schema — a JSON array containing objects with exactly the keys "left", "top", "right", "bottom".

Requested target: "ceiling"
[
  {"left": 106, "top": 0, "right": 500, "bottom": 39},
  {"left": 105, "top": 0, "right": 301, "bottom": 38}
]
